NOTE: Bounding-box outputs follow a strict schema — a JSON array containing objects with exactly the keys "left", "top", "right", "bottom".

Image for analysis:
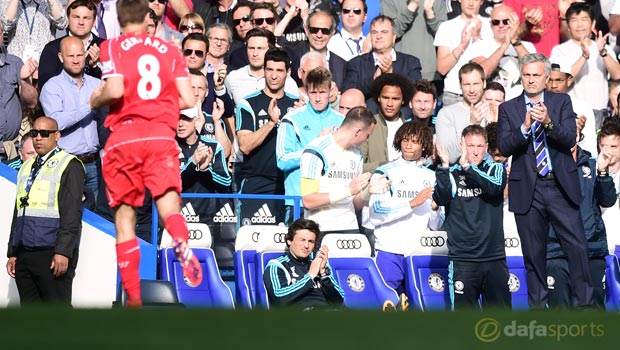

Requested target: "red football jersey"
[{"left": 100, "top": 32, "right": 189, "bottom": 132}]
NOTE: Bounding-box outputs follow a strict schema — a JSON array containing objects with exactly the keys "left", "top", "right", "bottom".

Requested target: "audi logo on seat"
[
  {"left": 505, "top": 238, "right": 520, "bottom": 248},
  {"left": 336, "top": 239, "right": 362, "bottom": 249},
  {"left": 420, "top": 237, "right": 445, "bottom": 247},
  {"left": 273, "top": 233, "right": 286, "bottom": 244},
  {"left": 188, "top": 229, "right": 203, "bottom": 240}
]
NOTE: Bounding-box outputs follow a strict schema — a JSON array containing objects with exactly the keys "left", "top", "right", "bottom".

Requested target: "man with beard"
[{"left": 236, "top": 48, "right": 298, "bottom": 227}]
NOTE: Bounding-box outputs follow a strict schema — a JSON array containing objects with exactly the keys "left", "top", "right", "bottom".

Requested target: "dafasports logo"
[{"left": 474, "top": 318, "right": 605, "bottom": 343}]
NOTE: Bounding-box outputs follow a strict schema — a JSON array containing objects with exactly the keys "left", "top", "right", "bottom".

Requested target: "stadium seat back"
[
  {"left": 504, "top": 226, "right": 523, "bottom": 257},
  {"left": 404, "top": 231, "right": 449, "bottom": 311},
  {"left": 328, "top": 257, "right": 399, "bottom": 309},
  {"left": 404, "top": 255, "right": 451, "bottom": 311},
  {"left": 160, "top": 247, "right": 234, "bottom": 308},
  {"left": 506, "top": 255, "right": 529, "bottom": 310},
  {"left": 256, "top": 225, "right": 288, "bottom": 253},
  {"left": 233, "top": 225, "right": 268, "bottom": 309},
  {"left": 120, "top": 280, "right": 184, "bottom": 308},
  {"left": 605, "top": 254, "right": 620, "bottom": 311},
  {"left": 322, "top": 234, "right": 372, "bottom": 257},
  {"left": 160, "top": 222, "right": 212, "bottom": 249}
]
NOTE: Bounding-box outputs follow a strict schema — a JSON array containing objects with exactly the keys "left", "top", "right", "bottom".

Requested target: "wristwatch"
[
  {"left": 543, "top": 120, "right": 554, "bottom": 131},
  {"left": 600, "top": 49, "right": 608, "bottom": 57},
  {"left": 319, "top": 266, "right": 331, "bottom": 278},
  {"left": 511, "top": 40, "right": 522, "bottom": 47}
]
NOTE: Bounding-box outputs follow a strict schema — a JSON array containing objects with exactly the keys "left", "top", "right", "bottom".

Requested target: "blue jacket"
[{"left": 547, "top": 147, "right": 617, "bottom": 259}]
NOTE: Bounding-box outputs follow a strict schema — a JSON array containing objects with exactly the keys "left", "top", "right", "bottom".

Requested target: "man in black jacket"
[
  {"left": 434, "top": 124, "right": 510, "bottom": 310},
  {"left": 38, "top": 0, "right": 105, "bottom": 90},
  {"left": 264, "top": 219, "right": 344, "bottom": 309},
  {"left": 6, "top": 117, "right": 84, "bottom": 305},
  {"left": 546, "top": 123, "right": 617, "bottom": 310}
]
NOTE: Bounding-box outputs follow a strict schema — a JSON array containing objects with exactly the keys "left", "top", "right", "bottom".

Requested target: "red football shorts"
[{"left": 102, "top": 124, "right": 181, "bottom": 208}]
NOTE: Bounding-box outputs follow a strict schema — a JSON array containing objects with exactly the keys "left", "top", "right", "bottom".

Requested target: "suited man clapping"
[{"left": 497, "top": 53, "right": 594, "bottom": 310}]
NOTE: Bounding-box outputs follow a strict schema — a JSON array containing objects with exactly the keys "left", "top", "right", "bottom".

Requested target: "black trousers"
[
  {"left": 514, "top": 178, "right": 594, "bottom": 308},
  {"left": 14, "top": 248, "right": 75, "bottom": 305},
  {"left": 449, "top": 259, "right": 511, "bottom": 310},
  {"left": 547, "top": 257, "right": 606, "bottom": 310}
]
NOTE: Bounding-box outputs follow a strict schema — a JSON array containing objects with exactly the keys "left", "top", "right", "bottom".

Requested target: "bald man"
[
  {"left": 40, "top": 36, "right": 104, "bottom": 200},
  {"left": 339, "top": 88, "right": 366, "bottom": 116},
  {"left": 7, "top": 116, "right": 84, "bottom": 305}
]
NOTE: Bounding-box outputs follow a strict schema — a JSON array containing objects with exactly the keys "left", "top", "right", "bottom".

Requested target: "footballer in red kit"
[{"left": 89, "top": 0, "right": 202, "bottom": 307}]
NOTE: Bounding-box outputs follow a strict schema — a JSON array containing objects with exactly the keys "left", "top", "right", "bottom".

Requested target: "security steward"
[{"left": 6, "top": 116, "right": 85, "bottom": 305}]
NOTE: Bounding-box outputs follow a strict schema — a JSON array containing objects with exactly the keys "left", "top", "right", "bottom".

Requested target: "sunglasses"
[
  {"left": 491, "top": 19, "right": 510, "bottom": 26},
  {"left": 308, "top": 26, "right": 331, "bottom": 35},
  {"left": 30, "top": 129, "right": 57, "bottom": 138},
  {"left": 252, "top": 17, "right": 276, "bottom": 26},
  {"left": 180, "top": 24, "right": 203, "bottom": 32},
  {"left": 342, "top": 8, "right": 363, "bottom": 15},
  {"left": 183, "top": 49, "right": 205, "bottom": 57},
  {"left": 233, "top": 16, "right": 251, "bottom": 26},
  {"left": 148, "top": 0, "right": 166, "bottom": 4}
]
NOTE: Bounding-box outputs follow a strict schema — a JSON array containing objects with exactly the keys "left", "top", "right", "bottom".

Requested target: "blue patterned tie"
[
  {"left": 350, "top": 38, "right": 362, "bottom": 55},
  {"left": 529, "top": 102, "right": 549, "bottom": 176}
]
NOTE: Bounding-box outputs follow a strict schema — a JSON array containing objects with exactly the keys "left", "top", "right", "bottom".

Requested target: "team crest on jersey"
[
  {"left": 346, "top": 274, "right": 365, "bottom": 292},
  {"left": 547, "top": 276, "right": 555, "bottom": 289},
  {"left": 287, "top": 107, "right": 294, "bottom": 114},
  {"left": 458, "top": 175, "right": 466, "bottom": 186},
  {"left": 47, "top": 159, "right": 59, "bottom": 168},
  {"left": 582, "top": 166, "right": 592, "bottom": 178},
  {"left": 349, "top": 160, "right": 356, "bottom": 170},
  {"left": 206, "top": 123, "right": 215, "bottom": 133},
  {"left": 454, "top": 281, "right": 464, "bottom": 294},
  {"left": 428, "top": 273, "right": 445, "bottom": 292},
  {"left": 423, "top": 180, "right": 432, "bottom": 188},
  {"left": 508, "top": 273, "right": 520, "bottom": 292}
]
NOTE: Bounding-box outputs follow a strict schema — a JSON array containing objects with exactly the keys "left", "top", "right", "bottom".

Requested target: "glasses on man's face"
[
  {"left": 180, "top": 24, "right": 203, "bottom": 32},
  {"left": 252, "top": 17, "right": 276, "bottom": 26},
  {"left": 183, "top": 49, "right": 205, "bottom": 58},
  {"left": 29, "top": 129, "right": 57, "bottom": 138},
  {"left": 208, "top": 37, "right": 229, "bottom": 44},
  {"left": 342, "top": 8, "right": 363, "bottom": 15},
  {"left": 308, "top": 26, "right": 331, "bottom": 35},
  {"left": 233, "top": 16, "right": 251, "bottom": 26},
  {"left": 148, "top": 0, "right": 166, "bottom": 4},
  {"left": 491, "top": 19, "right": 509, "bottom": 26}
]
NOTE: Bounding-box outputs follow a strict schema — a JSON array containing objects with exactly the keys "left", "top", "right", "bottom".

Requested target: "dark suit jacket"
[
  {"left": 38, "top": 35, "right": 105, "bottom": 90},
  {"left": 497, "top": 91, "right": 581, "bottom": 214},
  {"left": 287, "top": 41, "right": 347, "bottom": 90},
  {"left": 341, "top": 51, "right": 422, "bottom": 98}
]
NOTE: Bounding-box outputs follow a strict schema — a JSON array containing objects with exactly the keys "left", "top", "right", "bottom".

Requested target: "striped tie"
[{"left": 532, "top": 119, "right": 549, "bottom": 176}]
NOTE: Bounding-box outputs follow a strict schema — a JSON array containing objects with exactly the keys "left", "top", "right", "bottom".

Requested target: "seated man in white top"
[
  {"left": 470, "top": 5, "right": 535, "bottom": 101},
  {"left": 550, "top": 2, "right": 620, "bottom": 131},
  {"left": 434, "top": 0, "right": 493, "bottom": 106},
  {"left": 300, "top": 106, "right": 384, "bottom": 235}
]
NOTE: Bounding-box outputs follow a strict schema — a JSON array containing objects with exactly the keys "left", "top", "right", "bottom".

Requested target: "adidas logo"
[
  {"left": 181, "top": 202, "right": 200, "bottom": 223},
  {"left": 258, "top": 109, "right": 268, "bottom": 116},
  {"left": 251, "top": 203, "right": 276, "bottom": 224},
  {"left": 214, "top": 203, "right": 237, "bottom": 223},
  {"left": 303, "top": 125, "right": 310, "bottom": 131}
]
